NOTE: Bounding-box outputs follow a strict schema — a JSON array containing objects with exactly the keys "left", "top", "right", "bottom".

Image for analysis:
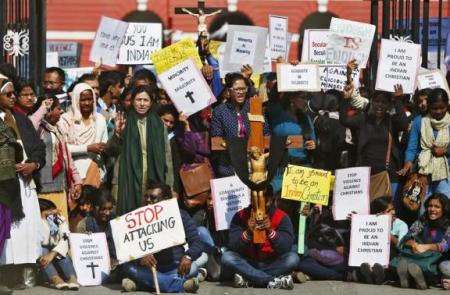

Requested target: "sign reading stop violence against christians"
[{"left": 110, "top": 198, "right": 186, "bottom": 264}]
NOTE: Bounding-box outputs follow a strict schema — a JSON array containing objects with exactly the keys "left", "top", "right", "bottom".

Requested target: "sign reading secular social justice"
[
  {"left": 349, "top": 214, "right": 391, "bottom": 267},
  {"left": 327, "top": 18, "right": 375, "bottom": 68},
  {"left": 301, "top": 29, "right": 331, "bottom": 64},
  {"left": 159, "top": 58, "right": 217, "bottom": 117},
  {"left": 69, "top": 233, "right": 111, "bottom": 286},
  {"left": 151, "top": 38, "right": 203, "bottom": 75},
  {"left": 269, "top": 15, "right": 289, "bottom": 60},
  {"left": 117, "top": 23, "right": 162, "bottom": 65},
  {"left": 89, "top": 16, "right": 129, "bottom": 67},
  {"left": 417, "top": 70, "right": 450, "bottom": 95},
  {"left": 319, "top": 64, "right": 360, "bottom": 91},
  {"left": 277, "top": 63, "right": 321, "bottom": 92},
  {"left": 281, "top": 165, "right": 332, "bottom": 205},
  {"left": 211, "top": 175, "right": 251, "bottom": 231},
  {"left": 110, "top": 198, "right": 186, "bottom": 264},
  {"left": 222, "top": 25, "right": 268, "bottom": 74},
  {"left": 375, "top": 39, "right": 421, "bottom": 94},
  {"left": 333, "top": 167, "right": 370, "bottom": 220}
]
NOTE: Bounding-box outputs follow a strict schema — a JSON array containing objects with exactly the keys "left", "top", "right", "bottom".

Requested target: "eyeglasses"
[{"left": 229, "top": 87, "right": 248, "bottom": 94}]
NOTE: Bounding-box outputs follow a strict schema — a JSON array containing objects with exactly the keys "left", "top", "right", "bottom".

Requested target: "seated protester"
[
  {"left": 121, "top": 183, "right": 205, "bottom": 293},
  {"left": 75, "top": 188, "right": 114, "bottom": 233},
  {"left": 390, "top": 193, "right": 450, "bottom": 289},
  {"left": 354, "top": 197, "right": 408, "bottom": 285},
  {"left": 221, "top": 187, "right": 298, "bottom": 289},
  {"left": 38, "top": 199, "right": 79, "bottom": 290},
  {"left": 68, "top": 186, "right": 96, "bottom": 232}
]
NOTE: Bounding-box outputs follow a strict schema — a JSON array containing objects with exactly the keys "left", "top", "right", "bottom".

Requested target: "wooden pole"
[{"left": 152, "top": 266, "right": 160, "bottom": 295}]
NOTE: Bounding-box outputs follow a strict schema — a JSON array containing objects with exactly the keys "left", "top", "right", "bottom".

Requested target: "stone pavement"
[{"left": 14, "top": 281, "right": 445, "bottom": 295}]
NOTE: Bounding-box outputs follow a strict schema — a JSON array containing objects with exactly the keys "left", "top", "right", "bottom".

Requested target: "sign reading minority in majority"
[
  {"left": 349, "top": 214, "right": 391, "bottom": 267},
  {"left": 69, "top": 233, "right": 111, "bottom": 286},
  {"left": 159, "top": 58, "right": 216, "bottom": 117},
  {"left": 211, "top": 175, "right": 251, "bottom": 231},
  {"left": 333, "top": 167, "right": 370, "bottom": 220},
  {"left": 277, "top": 63, "right": 321, "bottom": 92},
  {"left": 110, "top": 198, "right": 186, "bottom": 264},
  {"left": 117, "top": 22, "right": 162, "bottom": 65}
]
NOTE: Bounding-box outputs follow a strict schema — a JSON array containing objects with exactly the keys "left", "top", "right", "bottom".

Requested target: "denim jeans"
[
  {"left": 297, "top": 254, "right": 347, "bottom": 280},
  {"left": 122, "top": 259, "right": 199, "bottom": 293},
  {"left": 221, "top": 250, "right": 299, "bottom": 287},
  {"left": 41, "top": 247, "right": 77, "bottom": 280},
  {"left": 198, "top": 226, "right": 214, "bottom": 250}
]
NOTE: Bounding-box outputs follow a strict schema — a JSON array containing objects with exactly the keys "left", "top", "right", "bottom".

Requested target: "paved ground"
[{"left": 13, "top": 281, "right": 446, "bottom": 295}]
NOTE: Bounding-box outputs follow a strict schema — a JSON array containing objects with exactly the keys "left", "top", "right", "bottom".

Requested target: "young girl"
[{"left": 38, "top": 199, "right": 79, "bottom": 290}]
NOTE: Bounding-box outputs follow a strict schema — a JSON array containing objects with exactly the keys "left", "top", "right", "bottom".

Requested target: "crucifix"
[
  {"left": 211, "top": 96, "right": 303, "bottom": 243},
  {"left": 86, "top": 262, "right": 99, "bottom": 279},
  {"left": 185, "top": 90, "right": 195, "bottom": 103},
  {"left": 175, "top": 0, "right": 227, "bottom": 33}
]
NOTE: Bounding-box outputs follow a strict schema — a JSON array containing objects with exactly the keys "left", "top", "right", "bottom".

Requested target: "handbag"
[
  {"left": 370, "top": 132, "right": 393, "bottom": 201},
  {"left": 402, "top": 173, "right": 428, "bottom": 212},
  {"left": 179, "top": 160, "right": 213, "bottom": 208}
]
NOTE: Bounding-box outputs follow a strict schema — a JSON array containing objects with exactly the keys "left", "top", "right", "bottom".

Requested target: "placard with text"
[{"left": 277, "top": 63, "right": 321, "bottom": 92}]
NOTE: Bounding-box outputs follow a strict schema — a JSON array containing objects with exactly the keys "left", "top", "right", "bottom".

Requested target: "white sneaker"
[
  {"left": 198, "top": 268, "right": 207, "bottom": 282},
  {"left": 233, "top": 273, "right": 250, "bottom": 288},
  {"left": 121, "top": 278, "right": 136, "bottom": 292},
  {"left": 267, "top": 275, "right": 294, "bottom": 290}
]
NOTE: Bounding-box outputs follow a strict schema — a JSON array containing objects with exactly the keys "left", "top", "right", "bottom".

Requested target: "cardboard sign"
[
  {"left": 277, "top": 63, "right": 321, "bottom": 92},
  {"left": 211, "top": 175, "right": 251, "bottom": 231},
  {"left": 301, "top": 29, "right": 331, "bottom": 64},
  {"left": 222, "top": 25, "right": 268, "bottom": 74},
  {"left": 281, "top": 165, "right": 332, "bottom": 205},
  {"left": 65, "top": 67, "right": 94, "bottom": 91},
  {"left": 47, "top": 41, "right": 81, "bottom": 68},
  {"left": 349, "top": 214, "right": 392, "bottom": 267},
  {"left": 319, "top": 64, "right": 360, "bottom": 91},
  {"left": 89, "top": 16, "right": 129, "bottom": 66},
  {"left": 151, "top": 38, "right": 203, "bottom": 75},
  {"left": 117, "top": 23, "right": 162, "bottom": 65},
  {"left": 158, "top": 58, "right": 216, "bottom": 117},
  {"left": 333, "top": 167, "right": 370, "bottom": 220},
  {"left": 269, "top": 15, "right": 289, "bottom": 60},
  {"left": 375, "top": 39, "right": 421, "bottom": 94},
  {"left": 417, "top": 70, "right": 450, "bottom": 94},
  {"left": 69, "top": 233, "right": 111, "bottom": 286},
  {"left": 46, "top": 52, "right": 59, "bottom": 68},
  {"left": 327, "top": 18, "right": 375, "bottom": 68},
  {"left": 110, "top": 198, "right": 186, "bottom": 264}
]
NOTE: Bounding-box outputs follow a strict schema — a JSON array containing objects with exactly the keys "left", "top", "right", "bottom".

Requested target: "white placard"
[
  {"left": 327, "top": 18, "right": 375, "bottom": 68},
  {"left": 211, "top": 175, "right": 251, "bottom": 231},
  {"left": 269, "top": 15, "right": 289, "bottom": 60},
  {"left": 302, "top": 29, "right": 331, "bottom": 64},
  {"left": 276, "top": 63, "right": 320, "bottom": 92},
  {"left": 117, "top": 22, "right": 162, "bottom": 65},
  {"left": 47, "top": 41, "right": 80, "bottom": 68},
  {"left": 89, "top": 16, "right": 129, "bottom": 66},
  {"left": 375, "top": 39, "right": 421, "bottom": 94},
  {"left": 333, "top": 167, "right": 370, "bottom": 220},
  {"left": 319, "top": 64, "right": 360, "bottom": 91},
  {"left": 110, "top": 198, "right": 186, "bottom": 264},
  {"left": 349, "top": 214, "right": 392, "bottom": 267},
  {"left": 69, "top": 233, "right": 111, "bottom": 286},
  {"left": 159, "top": 58, "right": 216, "bottom": 117},
  {"left": 417, "top": 70, "right": 450, "bottom": 94},
  {"left": 223, "top": 25, "right": 268, "bottom": 74},
  {"left": 263, "top": 37, "right": 272, "bottom": 73},
  {"left": 46, "top": 52, "right": 59, "bottom": 68}
]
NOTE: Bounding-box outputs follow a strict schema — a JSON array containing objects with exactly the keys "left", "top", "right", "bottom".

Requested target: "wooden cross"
[
  {"left": 175, "top": 0, "right": 227, "bottom": 33},
  {"left": 211, "top": 96, "right": 303, "bottom": 244}
]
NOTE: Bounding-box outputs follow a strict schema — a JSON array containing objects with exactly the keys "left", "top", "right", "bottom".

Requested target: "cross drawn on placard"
[
  {"left": 185, "top": 90, "right": 195, "bottom": 103},
  {"left": 175, "top": 0, "right": 227, "bottom": 33},
  {"left": 86, "top": 262, "right": 99, "bottom": 279}
]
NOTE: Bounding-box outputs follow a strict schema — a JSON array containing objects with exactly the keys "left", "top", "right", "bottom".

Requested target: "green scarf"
[{"left": 117, "top": 109, "right": 167, "bottom": 215}]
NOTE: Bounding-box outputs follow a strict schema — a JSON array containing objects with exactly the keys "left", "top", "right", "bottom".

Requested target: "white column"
[
  {"left": 136, "top": 0, "right": 147, "bottom": 11},
  {"left": 317, "top": 0, "right": 328, "bottom": 12},
  {"left": 228, "top": 0, "right": 238, "bottom": 12}
]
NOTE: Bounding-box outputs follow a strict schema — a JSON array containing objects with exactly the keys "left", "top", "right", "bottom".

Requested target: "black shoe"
[
  {"left": 360, "top": 263, "right": 373, "bottom": 284},
  {"left": 0, "top": 285, "right": 13, "bottom": 295},
  {"left": 372, "top": 263, "right": 385, "bottom": 285},
  {"left": 396, "top": 259, "right": 409, "bottom": 288},
  {"left": 407, "top": 263, "right": 427, "bottom": 290}
]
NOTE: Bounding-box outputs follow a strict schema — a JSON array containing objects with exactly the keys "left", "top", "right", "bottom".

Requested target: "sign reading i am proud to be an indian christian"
[
  {"left": 117, "top": 22, "right": 162, "bottom": 65},
  {"left": 375, "top": 39, "right": 421, "bottom": 94},
  {"left": 269, "top": 15, "right": 289, "bottom": 60},
  {"left": 277, "top": 63, "right": 321, "bottom": 92},
  {"left": 158, "top": 58, "right": 216, "bottom": 117},
  {"left": 211, "top": 175, "right": 251, "bottom": 231},
  {"left": 349, "top": 214, "right": 392, "bottom": 267},
  {"left": 110, "top": 198, "right": 186, "bottom": 264},
  {"left": 69, "top": 233, "right": 111, "bottom": 286},
  {"left": 327, "top": 18, "right": 375, "bottom": 68},
  {"left": 89, "top": 16, "right": 129, "bottom": 66},
  {"left": 332, "top": 167, "right": 370, "bottom": 220}
]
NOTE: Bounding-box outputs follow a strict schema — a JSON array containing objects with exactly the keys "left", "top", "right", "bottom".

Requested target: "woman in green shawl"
[{"left": 107, "top": 85, "right": 173, "bottom": 215}]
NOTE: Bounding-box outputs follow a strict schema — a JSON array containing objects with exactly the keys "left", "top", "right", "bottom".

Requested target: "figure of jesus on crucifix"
[{"left": 181, "top": 7, "right": 222, "bottom": 33}]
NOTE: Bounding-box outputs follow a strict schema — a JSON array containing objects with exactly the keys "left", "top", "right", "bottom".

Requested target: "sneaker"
[
  {"left": 407, "top": 263, "right": 427, "bottom": 290},
  {"left": 183, "top": 278, "right": 199, "bottom": 293},
  {"left": 121, "top": 278, "right": 136, "bottom": 292},
  {"left": 360, "top": 263, "right": 373, "bottom": 284},
  {"left": 292, "top": 271, "right": 309, "bottom": 284},
  {"left": 67, "top": 282, "right": 80, "bottom": 291},
  {"left": 372, "top": 263, "right": 385, "bottom": 285},
  {"left": 198, "top": 268, "right": 207, "bottom": 283},
  {"left": 233, "top": 273, "right": 249, "bottom": 288},
  {"left": 396, "top": 259, "right": 409, "bottom": 288},
  {"left": 267, "top": 275, "right": 294, "bottom": 290}
]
